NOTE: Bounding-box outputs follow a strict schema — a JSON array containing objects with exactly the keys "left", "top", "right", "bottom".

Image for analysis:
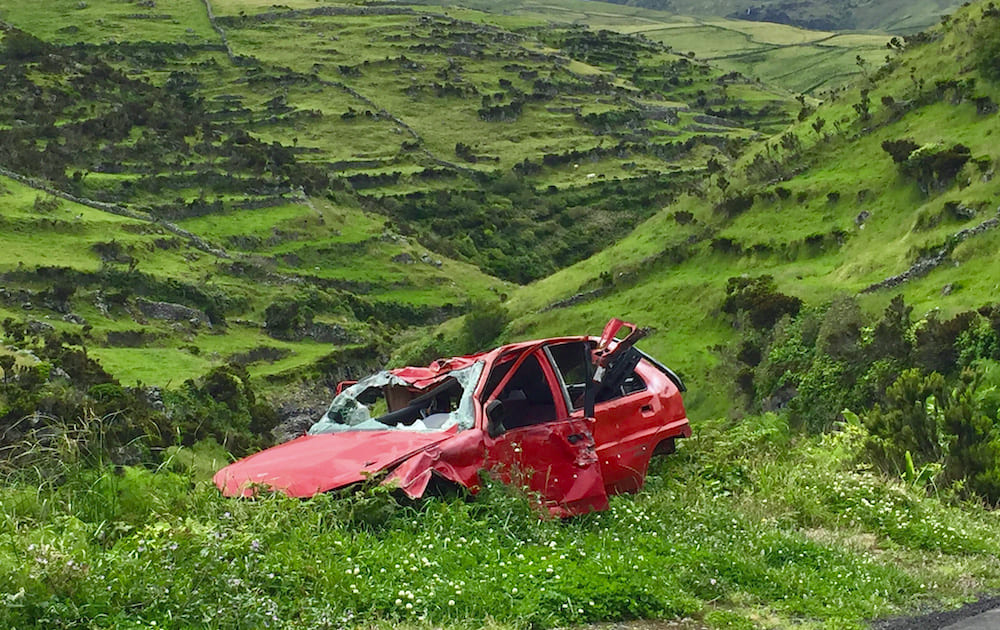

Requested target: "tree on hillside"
[{"left": 0, "top": 30, "right": 50, "bottom": 62}]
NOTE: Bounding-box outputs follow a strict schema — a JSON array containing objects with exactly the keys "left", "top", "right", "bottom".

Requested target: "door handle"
[
  {"left": 567, "top": 433, "right": 585, "bottom": 444},
  {"left": 640, "top": 404, "right": 654, "bottom": 414}
]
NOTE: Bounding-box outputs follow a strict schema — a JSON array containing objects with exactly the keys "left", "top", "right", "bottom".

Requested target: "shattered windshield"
[{"left": 308, "top": 362, "right": 484, "bottom": 434}]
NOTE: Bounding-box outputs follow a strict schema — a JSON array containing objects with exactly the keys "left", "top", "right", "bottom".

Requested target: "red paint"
[
  {"left": 214, "top": 318, "right": 691, "bottom": 516},
  {"left": 213, "top": 430, "right": 457, "bottom": 498},
  {"left": 390, "top": 356, "right": 480, "bottom": 388},
  {"left": 386, "top": 430, "right": 487, "bottom": 497},
  {"left": 486, "top": 418, "right": 609, "bottom": 516}
]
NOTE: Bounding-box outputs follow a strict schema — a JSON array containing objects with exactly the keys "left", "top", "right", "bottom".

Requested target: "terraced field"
[
  {"left": 415, "top": 0, "right": 893, "bottom": 94},
  {"left": 490, "top": 3, "right": 1000, "bottom": 418},
  {"left": 3, "top": 3, "right": 1000, "bottom": 630}
]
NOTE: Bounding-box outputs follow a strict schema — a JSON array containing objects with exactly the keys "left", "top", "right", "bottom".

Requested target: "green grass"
[
  {"left": 0, "top": 0, "right": 790, "bottom": 332},
  {"left": 0, "top": 0, "right": 217, "bottom": 44},
  {"left": 213, "top": 4, "right": 768, "bottom": 180},
  {"left": 464, "top": 3, "right": 1000, "bottom": 421},
  {"left": 0, "top": 173, "right": 505, "bottom": 387},
  {"left": 90, "top": 331, "right": 362, "bottom": 385},
  {"left": 2, "top": 413, "right": 999, "bottom": 629},
  {"left": 1, "top": 3, "right": 1000, "bottom": 629},
  {"left": 89, "top": 346, "right": 214, "bottom": 386},
  {"left": 577, "top": 0, "right": 963, "bottom": 33}
]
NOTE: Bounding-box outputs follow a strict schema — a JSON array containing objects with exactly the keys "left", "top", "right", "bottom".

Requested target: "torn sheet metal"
[
  {"left": 487, "top": 418, "right": 609, "bottom": 517},
  {"left": 384, "top": 430, "right": 487, "bottom": 498}
]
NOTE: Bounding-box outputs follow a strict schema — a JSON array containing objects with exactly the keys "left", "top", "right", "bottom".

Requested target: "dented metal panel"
[
  {"left": 213, "top": 429, "right": 458, "bottom": 498},
  {"left": 487, "top": 418, "right": 609, "bottom": 516}
]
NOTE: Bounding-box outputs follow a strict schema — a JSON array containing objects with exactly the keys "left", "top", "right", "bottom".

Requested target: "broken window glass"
[{"left": 308, "top": 361, "right": 484, "bottom": 434}]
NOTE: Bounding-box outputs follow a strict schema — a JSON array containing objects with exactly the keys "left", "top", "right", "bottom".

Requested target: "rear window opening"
[{"left": 546, "top": 340, "right": 647, "bottom": 409}]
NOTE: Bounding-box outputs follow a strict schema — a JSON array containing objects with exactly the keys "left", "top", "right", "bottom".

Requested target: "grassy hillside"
[
  {"left": 2, "top": 1, "right": 1000, "bottom": 629},
  {"left": 3, "top": 411, "right": 1000, "bottom": 630},
  {"left": 494, "top": 1, "right": 1000, "bottom": 417},
  {"left": 0, "top": 0, "right": 802, "bottom": 392},
  {"left": 0, "top": 169, "right": 502, "bottom": 385}
]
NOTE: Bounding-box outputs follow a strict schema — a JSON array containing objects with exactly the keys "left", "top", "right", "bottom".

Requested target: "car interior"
[
  {"left": 371, "top": 377, "right": 461, "bottom": 429},
  {"left": 491, "top": 353, "right": 557, "bottom": 429}
]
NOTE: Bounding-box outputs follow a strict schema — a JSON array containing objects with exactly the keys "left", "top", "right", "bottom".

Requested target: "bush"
[
  {"left": 1, "top": 29, "right": 50, "bottom": 62},
  {"left": 942, "top": 361, "right": 1000, "bottom": 499},
  {"left": 753, "top": 312, "right": 817, "bottom": 403},
  {"left": 461, "top": 299, "right": 509, "bottom": 352},
  {"left": 863, "top": 369, "right": 949, "bottom": 474},
  {"left": 816, "top": 296, "right": 864, "bottom": 363},
  {"left": 900, "top": 143, "right": 971, "bottom": 193},
  {"left": 263, "top": 298, "right": 313, "bottom": 339},
  {"left": 870, "top": 295, "right": 913, "bottom": 362},
  {"left": 862, "top": 361, "right": 1000, "bottom": 502},
  {"left": 914, "top": 310, "right": 978, "bottom": 373},
  {"left": 973, "top": 13, "right": 1000, "bottom": 81},
  {"left": 714, "top": 192, "right": 755, "bottom": 217},
  {"left": 165, "top": 364, "right": 275, "bottom": 456},
  {"left": 722, "top": 275, "right": 803, "bottom": 330},
  {"left": 789, "top": 355, "right": 858, "bottom": 433},
  {"left": 881, "top": 138, "right": 920, "bottom": 163}
]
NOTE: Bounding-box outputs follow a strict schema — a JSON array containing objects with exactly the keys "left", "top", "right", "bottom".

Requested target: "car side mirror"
[{"left": 486, "top": 399, "right": 506, "bottom": 438}]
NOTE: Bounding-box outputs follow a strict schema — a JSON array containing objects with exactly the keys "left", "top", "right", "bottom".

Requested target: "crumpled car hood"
[{"left": 213, "top": 429, "right": 457, "bottom": 498}]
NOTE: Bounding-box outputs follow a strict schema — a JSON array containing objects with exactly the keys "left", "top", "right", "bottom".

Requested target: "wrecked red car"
[{"left": 214, "top": 318, "right": 691, "bottom": 516}]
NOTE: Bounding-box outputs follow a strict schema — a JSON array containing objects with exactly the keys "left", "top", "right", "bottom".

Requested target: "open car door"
[{"left": 483, "top": 346, "right": 608, "bottom": 517}]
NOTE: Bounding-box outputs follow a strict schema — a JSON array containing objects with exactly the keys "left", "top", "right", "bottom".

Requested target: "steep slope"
[
  {"left": 0, "top": 0, "right": 808, "bottom": 388},
  {"left": 2, "top": 4, "right": 1000, "bottom": 630},
  {"left": 0, "top": 171, "right": 502, "bottom": 385},
  {"left": 493, "top": 1, "right": 1000, "bottom": 417}
]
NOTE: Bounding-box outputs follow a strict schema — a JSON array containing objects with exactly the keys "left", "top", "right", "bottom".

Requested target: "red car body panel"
[
  {"left": 385, "top": 430, "right": 487, "bottom": 497},
  {"left": 486, "top": 418, "right": 610, "bottom": 516},
  {"left": 214, "top": 321, "right": 691, "bottom": 516},
  {"left": 214, "top": 429, "right": 458, "bottom": 498}
]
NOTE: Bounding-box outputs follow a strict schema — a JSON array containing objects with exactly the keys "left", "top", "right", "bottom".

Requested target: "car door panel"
[
  {"left": 591, "top": 388, "right": 658, "bottom": 493},
  {"left": 487, "top": 417, "right": 608, "bottom": 517}
]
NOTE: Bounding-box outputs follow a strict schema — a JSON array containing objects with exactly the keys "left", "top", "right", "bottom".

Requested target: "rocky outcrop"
[
  {"left": 269, "top": 322, "right": 356, "bottom": 344},
  {"left": 862, "top": 212, "right": 1000, "bottom": 293},
  {"left": 106, "top": 329, "right": 162, "bottom": 348},
  {"left": 542, "top": 286, "right": 612, "bottom": 312}
]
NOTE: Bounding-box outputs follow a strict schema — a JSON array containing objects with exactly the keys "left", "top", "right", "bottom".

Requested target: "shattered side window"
[{"left": 308, "top": 362, "right": 484, "bottom": 434}]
